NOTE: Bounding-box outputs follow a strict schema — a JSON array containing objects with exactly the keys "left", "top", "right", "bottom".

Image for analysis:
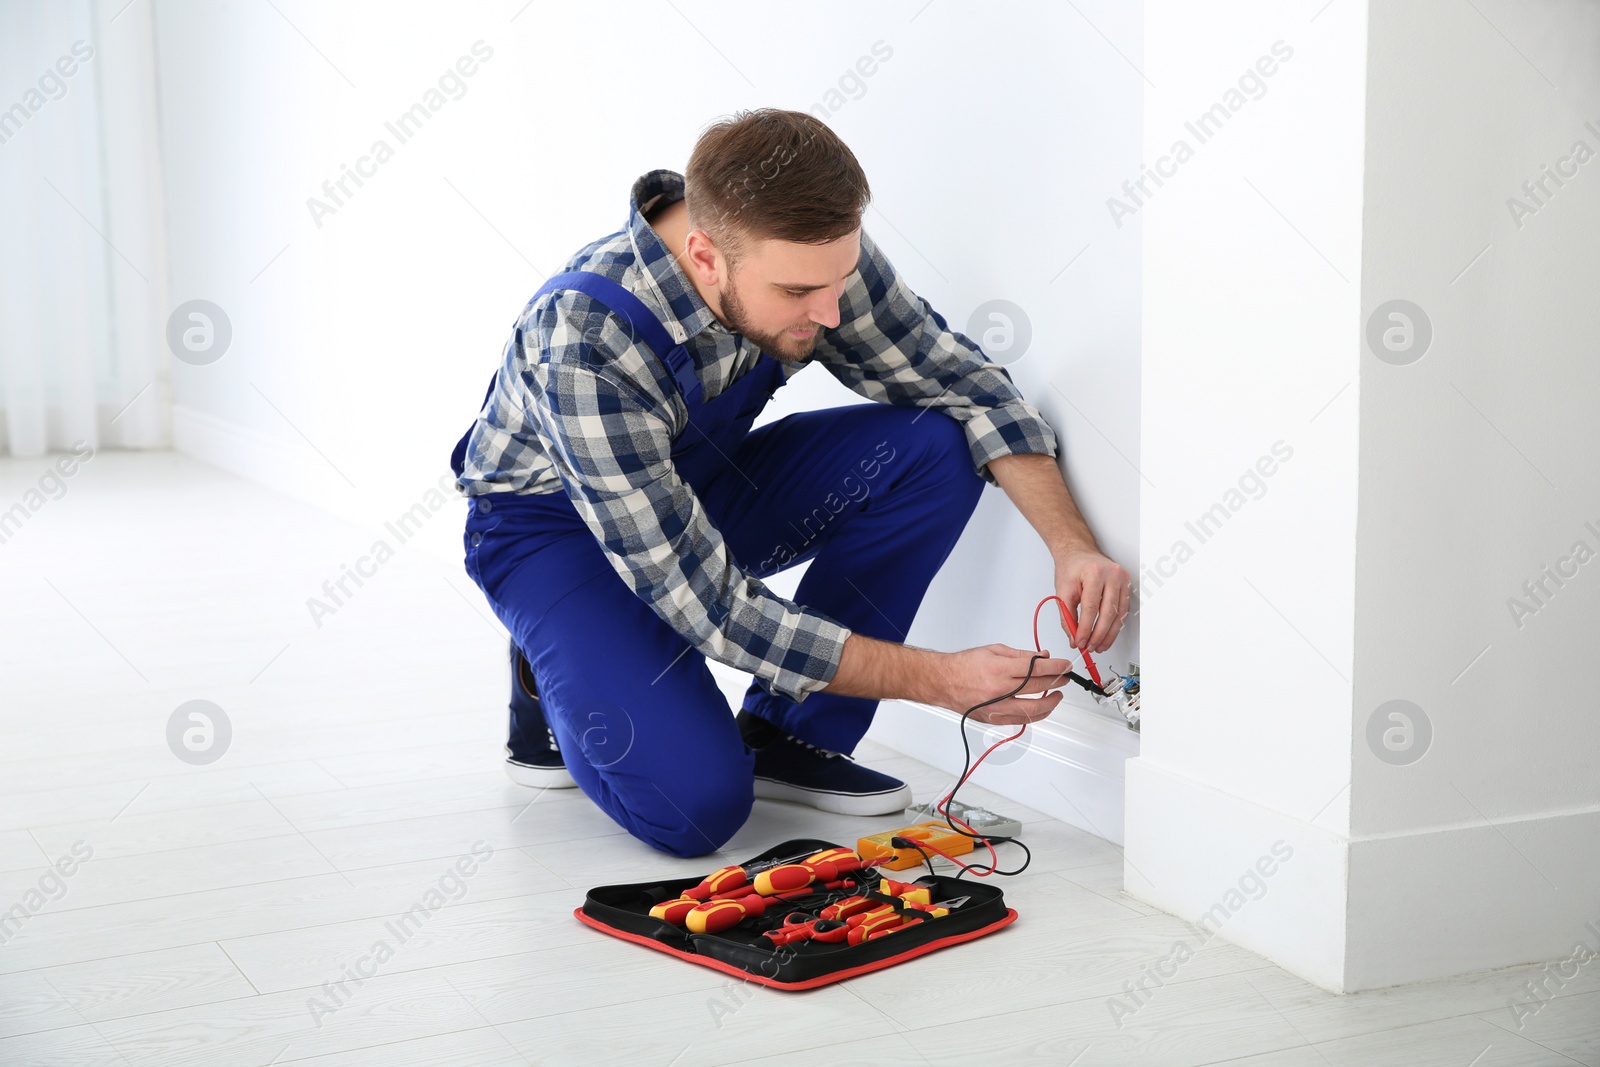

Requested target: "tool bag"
[{"left": 574, "top": 837, "right": 1017, "bottom": 990}]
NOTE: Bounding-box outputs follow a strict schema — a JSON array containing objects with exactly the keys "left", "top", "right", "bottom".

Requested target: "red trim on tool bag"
[{"left": 573, "top": 907, "right": 1019, "bottom": 990}]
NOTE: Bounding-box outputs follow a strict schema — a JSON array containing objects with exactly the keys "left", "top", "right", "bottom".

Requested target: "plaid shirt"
[{"left": 457, "top": 170, "right": 1059, "bottom": 703}]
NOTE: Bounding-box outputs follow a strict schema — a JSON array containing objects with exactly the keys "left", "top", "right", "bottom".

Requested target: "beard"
[{"left": 718, "top": 274, "right": 821, "bottom": 364}]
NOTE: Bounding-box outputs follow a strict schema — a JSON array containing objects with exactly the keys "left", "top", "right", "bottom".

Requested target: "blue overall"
[{"left": 456, "top": 272, "right": 984, "bottom": 856}]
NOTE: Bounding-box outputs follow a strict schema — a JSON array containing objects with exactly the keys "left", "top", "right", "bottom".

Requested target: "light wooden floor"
[{"left": 1, "top": 450, "right": 1595, "bottom": 1066}]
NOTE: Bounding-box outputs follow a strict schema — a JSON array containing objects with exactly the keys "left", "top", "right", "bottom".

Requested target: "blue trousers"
[{"left": 464, "top": 404, "right": 984, "bottom": 856}]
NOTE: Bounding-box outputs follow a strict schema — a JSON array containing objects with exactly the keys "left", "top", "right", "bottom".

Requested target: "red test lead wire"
[{"left": 932, "top": 594, "right": 1106, "bottom": 878}]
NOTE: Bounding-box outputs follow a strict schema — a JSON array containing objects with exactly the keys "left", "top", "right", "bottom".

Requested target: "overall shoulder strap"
[{"left": 533, "top": 270, "right": 702, "bottom": 406}]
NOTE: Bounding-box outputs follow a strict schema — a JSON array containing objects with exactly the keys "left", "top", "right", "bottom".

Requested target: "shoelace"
[{"left": 789, "top": 736, "right": 847, "bottom": 761}]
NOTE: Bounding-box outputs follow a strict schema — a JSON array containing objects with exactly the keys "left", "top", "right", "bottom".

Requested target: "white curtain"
[{"left": 0, "top": 0, "right": 168, "bottom": 458}]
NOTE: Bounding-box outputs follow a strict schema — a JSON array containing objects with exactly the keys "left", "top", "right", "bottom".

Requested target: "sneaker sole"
[
  {"left": 753, "top": 776, "right": 913, "bottom": 817},
  {"left": 505, "top": 758, "right": 578, "bottom": 790}
]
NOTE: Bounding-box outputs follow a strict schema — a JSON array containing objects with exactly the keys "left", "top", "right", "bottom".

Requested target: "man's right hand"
[
  {"left": 934, "top": 644, "right": 1076, "bottom": 724},
  {"left": 823, "top": 634, "right": 1076, "bottom": 726}
]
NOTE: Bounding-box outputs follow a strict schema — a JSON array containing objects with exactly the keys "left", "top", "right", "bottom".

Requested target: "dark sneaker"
[
  {"left": 746, "top": 717, "right": 913, "bottom": 817},
  {"left": 505, "top": 639, "right": 576, "bottom": 789}
]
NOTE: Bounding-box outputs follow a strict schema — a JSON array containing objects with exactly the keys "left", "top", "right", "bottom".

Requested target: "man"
[{"left": 452, "top": 109, "right": 1129, "bottom": 858}]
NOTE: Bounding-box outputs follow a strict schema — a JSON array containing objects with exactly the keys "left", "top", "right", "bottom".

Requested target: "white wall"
[
  {"left": 1128, "top": 0, "right": 1368, "bottom": 990},
  {"left": 1128, "top": 0, "right": 1600, "bottom": 993},
  {"left": 1137, "top": 0, "right": 1367, "bottom": 822},
  {"left": 151, "top": 1, "right": 1145, "bottom": 829},
  {"left": 859, "top": 0, "right": 1146, "bottom": 841},
  {"left": 1348, "top": 0, "right": 1600, "bottom": 990}
]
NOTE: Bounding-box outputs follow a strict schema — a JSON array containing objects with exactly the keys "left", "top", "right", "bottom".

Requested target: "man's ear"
[{"left": 684, "top": 229, "right": 725, "bottom": 288}]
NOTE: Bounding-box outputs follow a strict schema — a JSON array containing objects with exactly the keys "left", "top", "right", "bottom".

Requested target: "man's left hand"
[{"left": 1054, "top": 549, "right": 1131, "bottom": 654}]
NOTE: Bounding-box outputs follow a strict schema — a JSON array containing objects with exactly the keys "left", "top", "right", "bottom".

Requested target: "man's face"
[{"left": 716, "top": 231, "right": 861, "bottom": 363}]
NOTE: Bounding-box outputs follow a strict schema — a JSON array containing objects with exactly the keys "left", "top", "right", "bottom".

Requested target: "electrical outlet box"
[{"left": 1095, "top": 662, "right": 1140, "bottom": 731}]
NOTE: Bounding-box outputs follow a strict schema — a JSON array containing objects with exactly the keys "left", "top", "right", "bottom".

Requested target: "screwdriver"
[
  {"left": 680, "top": 866, "right": 752, "bottom": 901},
  {"left": 678, "top": 848, "right": 822, "bottom": 901},
  {"left": 844, "top": 903, "right": 899, "bottom": 929},
  {"left": 819, "top": 895, "right": 877, "bottom": 921},
  {"left": 877, "top": 878, "right": 932, "bottom": 905},
  {"left": 657, "top": 880, "right": 860, "bottom": 932},
  {"left": 762, "top": 913, "right": 851, "bottom": 947},
  {"left": 847, "top": 910, "right": 919, "bottom": 945},
  {"left": 684, "top": 883, "right": 850, "bottom": 934},
  {"left": 683, "top": 848, "right": 867, "bottom": 902},
  {"left": 710, "top": 877, "right": 853, "bottom": 902},
  {"left": 648, "top": 896, "right": 702, "bottom": 924},
  {"left": 684, "top": 893, "right": 770, "bottom": 934},
  {"left": 748, "top": 854, "right": 868, "bottom": 898}
]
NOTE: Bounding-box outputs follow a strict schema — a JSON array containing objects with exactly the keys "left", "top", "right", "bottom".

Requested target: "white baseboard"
[
  {"left": 1124, "top": 757, "right": 1600, "bottom": 992},
  {"left": 865, "top": 697, "right": 1139, "bottom": 844},
  {"left": 1123, "top": 757, "right": 1349, "bottom": 990},
  {"left": 169, "top": 405, "right": 468, "bottom": 570},
  {"left": 1343, "top": 805, "right": 1600, "bottom": 991},
  {"left": 172, "top": 404, "right": 348, "bottom": 515}
]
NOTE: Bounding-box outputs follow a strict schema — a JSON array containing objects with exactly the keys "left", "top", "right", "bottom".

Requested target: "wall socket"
[{"left": 1096, "top": 661, "right": 1140, "bottom": 731}]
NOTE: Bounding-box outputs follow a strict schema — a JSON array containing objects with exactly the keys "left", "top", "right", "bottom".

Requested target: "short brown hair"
[{"left": 685, "top": 109, "right": 870, "bottom": 258}]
